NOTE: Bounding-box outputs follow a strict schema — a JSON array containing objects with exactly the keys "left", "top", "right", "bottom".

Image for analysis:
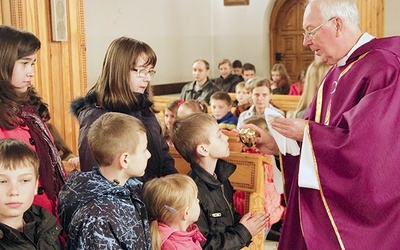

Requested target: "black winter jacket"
[
  {"left": 189, "top": 159, "right": 252, "bottom": 250},
  {"left": 70, "top": 92, "right": 177, "bottom": 182},
  {"left": 0, "top": 205, "right": 63, "bottom": 250},
  {"left": 180, "top": 78, "right": 220, "bottom": 105}
]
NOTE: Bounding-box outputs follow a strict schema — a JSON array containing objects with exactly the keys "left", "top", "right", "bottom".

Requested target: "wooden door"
[
  {"left": 270, "top": 0, "right": 313, "bottom": 82},
  {"left": 269, "top": 0, "right": 385, "bottom": 82}
]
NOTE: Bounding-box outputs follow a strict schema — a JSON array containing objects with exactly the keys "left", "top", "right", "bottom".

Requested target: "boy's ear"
[
  {"left": 196, "top": 144, "right": 209, "bottom": 157},
  {"left": 118, "top": 152, "right": 130, "bottom": 169}
]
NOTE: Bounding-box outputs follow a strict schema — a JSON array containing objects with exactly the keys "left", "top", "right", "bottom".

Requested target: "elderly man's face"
[{"left": 302, "top": 2, "right": 338, "bottom": 66}]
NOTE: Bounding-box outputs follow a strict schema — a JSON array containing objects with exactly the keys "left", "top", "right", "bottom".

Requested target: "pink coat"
[
  {"left": 159, "top": 223, "right": 206, "bottom": 250},
  {"left": 1, "top": 126, "right": 54, "bottom": 214}
]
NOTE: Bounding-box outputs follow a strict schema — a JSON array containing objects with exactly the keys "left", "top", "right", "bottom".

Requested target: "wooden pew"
[
  {"left": 169, "top": 146, "right": 272, "bottom": 250},
  {"left": 270, "top": 94, "right": 301, "bottom": 116},
  {"left": 153, "top": 94, "right": 301, "bottom": 123}
]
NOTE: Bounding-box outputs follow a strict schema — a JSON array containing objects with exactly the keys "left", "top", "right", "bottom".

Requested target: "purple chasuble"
[{"left": 279, "top": 36, "right": 400, "bottom": 250}]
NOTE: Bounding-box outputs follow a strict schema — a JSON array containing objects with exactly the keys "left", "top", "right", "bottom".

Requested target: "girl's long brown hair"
[
  {"left": 89, "top": 37, "right": 158, "bottom": 114},
  {"left": 0, "top": 25, "right": 49, "bottom": 129}
]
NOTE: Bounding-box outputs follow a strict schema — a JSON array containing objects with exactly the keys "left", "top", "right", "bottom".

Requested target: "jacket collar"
[{"left": 190, "top": 159, "right": 236, "bottom": 190}]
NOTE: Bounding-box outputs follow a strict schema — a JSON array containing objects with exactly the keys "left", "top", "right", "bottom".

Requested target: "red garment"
[
  {"left": 158, "top": 223, "right": 206, "bottom": 250},
  {"left": 280, "top": 36, "right": 400, "bottom": 249},
  {"left": 288, "top": 81, "right": 303, "bottom": 95},
  {"left": 1, "top": 125, "right": 57, "bottom": 215}
]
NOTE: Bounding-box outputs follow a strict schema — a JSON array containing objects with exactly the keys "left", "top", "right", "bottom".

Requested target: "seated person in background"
[
  {"left": 233, "top": 80, "right": 253, "bottom": 117},
  {"left": 237, "top": 77, "right": 284, "bottom": 128},
  {"left": 214, "top": 59, "right": 242, "bottom": 93},
  {"left": 58, "top": 112, "right": 152, "bottom": 249},
  {"left": 292, "top": 59, "right": 330, "bottom": 118},
  {"left": 289, "top": 67, "right": 306, "bottom": 95},
  {"left": 162, "top": 99, "right": 180, "bottom": 146},
  {"left": 143, "top": 174, "right": 206, "bottom": 250},
  {"left": 210, "top": 91, "right": 238, "bottom": 130},
  {"left": 180, "top": 59, "right": 220, "bottom": 105},
  {"left": 270, "top": 63, "right": 291, "bottom": 95},
  {"left": 242, "top": 63, "right": 256, "bottom": 82},
  {"left": 232, "top": 59, "right": 243, "bottom": 80},
  {"left": 170, "top": 113, "right": 269, "bottom": 249},
  {"left": 177, "top": 99, "right": 208, "bottom": 118},
  {"left": 0, "top": 138, "right": 63, "bottom": 249},
  {"left": 47, "top": 122, "right": 80, "bottom": 171}
]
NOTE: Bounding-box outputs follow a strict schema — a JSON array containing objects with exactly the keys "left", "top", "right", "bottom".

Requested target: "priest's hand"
[
  {"left": 271, "top": 117, "right": 306, "bottom": 141},
  {"left": 240, "top": 123, "right": 279, "bottom": 155}
]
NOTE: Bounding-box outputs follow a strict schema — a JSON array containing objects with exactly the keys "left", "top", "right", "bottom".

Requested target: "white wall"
[
  {"left": 84, "top": 0, "right": 399, "bottom": 88},
  {"left": 384, "top": 0, "right": 400, "bottom": 37},
  {"left": 84, "top": 0, "right": 275, "bottom": 87}
]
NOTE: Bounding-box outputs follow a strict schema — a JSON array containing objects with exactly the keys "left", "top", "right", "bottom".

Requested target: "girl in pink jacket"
[{"left": 143, "top": 174, "right": 206, "bottom": 250}]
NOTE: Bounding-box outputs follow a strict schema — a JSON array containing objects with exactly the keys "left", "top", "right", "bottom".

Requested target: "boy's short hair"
[
  {"left": 218, "top": 59, "right": 232, "bottom": 68},
  {"left": 243, "top": 116, "right": 268, "bottom": 131},
  {"left": 242, "top": 63, "right": 256, "bottom": 72},
  {"left": 171, "top": 113, "right": 217, "bottom": 163},
  {"left": 246, "top": 77, "right": 271, "bottom": 93},
  {"left": 232, "top": 60, "right": 242, "bottom": 68},
  {"left": 235, "top": 81, "right": 246, "bottom": 91},
  {"left": 0, "top": 138, "right": 39, "bottom": 178},
  {"left": 88, "top": 112, "right": 146, "bottom": 166},
  {"left": 210, "top": 91, "right": 232, "bottom": 106},
  {"left": 193, "top": 59, "right": 210, "bottom": 70}
]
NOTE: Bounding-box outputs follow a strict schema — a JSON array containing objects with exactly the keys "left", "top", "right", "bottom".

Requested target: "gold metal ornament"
[{"left": 238, "top": 128, "right": 256, "bottom": 148}]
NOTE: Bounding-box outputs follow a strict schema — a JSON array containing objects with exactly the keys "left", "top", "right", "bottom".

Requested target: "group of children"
[{"left": 0, "top": 110, "right": 271, "bottom": 249}]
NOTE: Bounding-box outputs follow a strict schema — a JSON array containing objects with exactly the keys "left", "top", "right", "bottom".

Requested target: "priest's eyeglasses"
[
  {"left": 131, "top": 68, "right": 156, "bottom": 78},
  {"left": 303, "top": 17, "right": 335, "bottom": 39}
]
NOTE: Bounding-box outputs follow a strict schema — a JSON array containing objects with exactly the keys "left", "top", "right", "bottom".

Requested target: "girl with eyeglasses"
[{"left": 71, "top": 36, "right": 177, "bottom": 182}]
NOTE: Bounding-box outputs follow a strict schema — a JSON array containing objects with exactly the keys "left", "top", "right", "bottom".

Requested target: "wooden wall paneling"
[
  {"left": 1, "top": 0, "right": 86, "bottom": 154},
  {"left": 356, "top": 0, "right": 384, "bottom": 38}
]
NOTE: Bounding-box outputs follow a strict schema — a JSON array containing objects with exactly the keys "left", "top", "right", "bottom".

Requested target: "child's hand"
[
  {"left": 239, "top": 212, "right": 270, "bottom": 236},
  {"left": 68, "top": 157, "right": 80, "bottom": 169}
]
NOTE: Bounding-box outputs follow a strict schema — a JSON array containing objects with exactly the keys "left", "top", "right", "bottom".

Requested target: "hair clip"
[
  {"left": 177, "top": 100, "right": 185, "bottom": 107},
  {"left": 164, "top": 205, "right": 177, "bottom": 214}
]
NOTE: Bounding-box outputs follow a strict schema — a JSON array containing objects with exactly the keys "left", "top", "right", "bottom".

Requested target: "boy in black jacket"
[
  {"left": 171, "top": 113, "right": 269, "bottom": 249},
  {"left": 0, "top": 138, "right": 63, "bottom": 249}
]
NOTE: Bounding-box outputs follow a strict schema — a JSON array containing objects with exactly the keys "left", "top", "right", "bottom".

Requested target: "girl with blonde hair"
[
  {"left": 292, "top": 60, "right": 330, "bottom": 118},
  {"left": 143, "top": 174, "right": 206, "bottom": 250}
]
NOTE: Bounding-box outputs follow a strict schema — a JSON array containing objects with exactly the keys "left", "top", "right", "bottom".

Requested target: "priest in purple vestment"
[{"left": 243, "top": 0, "right": 400, "bottom": 249}]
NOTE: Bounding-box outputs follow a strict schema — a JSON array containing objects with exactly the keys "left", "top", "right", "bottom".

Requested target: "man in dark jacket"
[{"left": 180, "top": 59, "right": 220, "bottom": 105}]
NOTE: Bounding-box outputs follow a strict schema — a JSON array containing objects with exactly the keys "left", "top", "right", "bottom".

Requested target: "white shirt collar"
[{"left": 336, "top": 33, "right": 375, "bottom": 67}]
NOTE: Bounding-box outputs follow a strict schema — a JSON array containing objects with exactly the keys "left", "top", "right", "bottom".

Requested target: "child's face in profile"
[
  {"left": 11, "top": 53, "right": 37, "bottom": 94},
  {"left": 235, "top": 87, "right": 251, "bottom": 105},
  {"left": 203, "top": 123, "right": 230, "bottom": 159},
  {"left": 0, "top": 166, "right": 38, "bottom": 225},
  {"left": 187, "top": 193, "right": 201, "bottom": 225},
  {"left": 210, "top": 99, "right": 231, "bottom": 120},
  {"left": 125, "top": 132, "right": 151, "bottom": 177}
]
